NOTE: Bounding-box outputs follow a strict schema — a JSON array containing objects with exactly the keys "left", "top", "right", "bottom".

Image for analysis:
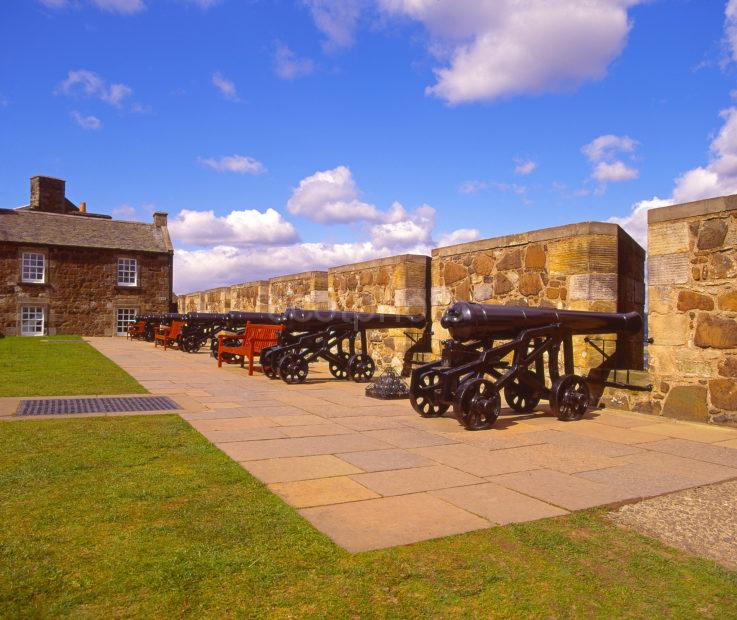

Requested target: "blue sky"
[{"left": 3, "top": 0, "right": 737, "bottom": 293}]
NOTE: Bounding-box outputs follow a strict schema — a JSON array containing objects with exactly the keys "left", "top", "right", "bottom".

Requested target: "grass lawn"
[
  {"left": 0, "top": 336, "right": 145, "bottom": 397},
  {"left": 1, "top": 415, "right": 735, "bottom": 618}
]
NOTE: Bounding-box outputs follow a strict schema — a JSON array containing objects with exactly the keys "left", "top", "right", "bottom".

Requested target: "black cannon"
[
  {"left": 209, "top": 311, "right": 284, "bottom": 361},
  {"left": 409, "top": 302, "right": 642, "bottom": 431},
  {"left": 178, "top": 313, "right": 229, "bottom": 353},
  {"left": 263, "top": 308, "right": 426, "bottom": 384}
]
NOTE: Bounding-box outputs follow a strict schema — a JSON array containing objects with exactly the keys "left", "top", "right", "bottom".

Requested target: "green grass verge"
[
  {"left": 1, "top": 415, "right": 735, "bottom": 618},
  {"left": 0, "top": 336, "right": 145, "bottom": 397}
]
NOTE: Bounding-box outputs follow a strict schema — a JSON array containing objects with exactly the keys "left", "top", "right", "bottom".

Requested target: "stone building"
[{"left": 0, "top": 175, "right": 174, "bottom": 337}]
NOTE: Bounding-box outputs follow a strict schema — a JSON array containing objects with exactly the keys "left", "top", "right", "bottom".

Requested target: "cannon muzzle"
[
  {"left": 441, "top": 301, "right": 642, "bottom": 342},
  {"left": 281, "top": 308, "right": 426, "bottom": 332}
]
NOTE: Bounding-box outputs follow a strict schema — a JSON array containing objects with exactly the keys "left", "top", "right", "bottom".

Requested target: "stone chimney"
[
  {"left": 79, "top": 201, "right": 87, "bottom": 213},
  {"left": 30, "top": 176, "right": 66, "bottom": 213},
  {"left": 153, "top": 211, "right": 168, "bottom": 227}
]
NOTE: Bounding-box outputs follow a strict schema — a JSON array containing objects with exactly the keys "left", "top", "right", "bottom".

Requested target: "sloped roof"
[{"left": 0, "top": 209, "right": 173, "bottom": 253}]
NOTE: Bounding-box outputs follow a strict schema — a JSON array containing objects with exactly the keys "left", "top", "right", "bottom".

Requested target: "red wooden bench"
[
  {"left": 155, "top": 320, "right": 183, "bottom": 350},
  {"left": 217, "top": 322, "right": 283, "bottom": 375},
  {"left": 127, "top": 320, "right": 145, "bottom": 340}
]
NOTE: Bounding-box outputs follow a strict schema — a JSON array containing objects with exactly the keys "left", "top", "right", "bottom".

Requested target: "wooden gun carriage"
[{"left": 409, "top": 302, "right": 642, "bottom": 431}]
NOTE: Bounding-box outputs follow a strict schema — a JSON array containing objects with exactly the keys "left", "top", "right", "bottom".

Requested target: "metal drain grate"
[{"left": 16, "top": 396, "right": 181, "bottom": 416}]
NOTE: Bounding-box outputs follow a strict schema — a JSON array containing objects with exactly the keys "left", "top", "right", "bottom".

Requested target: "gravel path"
[{"left": 609, "top": 480, "right": 737, "bottom": 570}]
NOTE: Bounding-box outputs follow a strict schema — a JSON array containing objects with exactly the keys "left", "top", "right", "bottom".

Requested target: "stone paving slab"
[{"left": 77, "top": 337, "right": 737, "bottom": 553}]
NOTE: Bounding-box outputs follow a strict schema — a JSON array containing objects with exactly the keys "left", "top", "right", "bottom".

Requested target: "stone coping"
[
  {"left": 432, "top": 222, "right": 621, "bottom": 258},
  {"left": 648, "top": 194, "right": 737, "bottom": 224},
  {"left": 181, "top": 280, "right": 267, "bottom": 298},
  {"left": 269, "top": 270, "right": 328, "bottom": 284},
  {"left": 329, "top": 254, "right": 430, "bottom": 274}
]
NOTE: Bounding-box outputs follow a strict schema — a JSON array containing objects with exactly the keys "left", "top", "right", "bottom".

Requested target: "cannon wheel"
[
  {"left": 329, "top": 352, "right": 350, "bottom": 379},
  {"left": 278, "top": 353, "right": 309, "bottom": 384},
  {"left": 410, "top": 368, "right": 450, "bottom": 418},
  {"left": 503, "top": 369, "right": 541, "bottom": 413},
  {"left": 260, "top": 346, "right": 279, "bottom": 379},
  {"left": 550, "top": 374, "right": 590, "bottom": 421},
  {"left": 454, "top": 378, "right": 500, "bottom": 431},
  {"left": 347, "top": 354, "right": 375, "bottom": 383}
]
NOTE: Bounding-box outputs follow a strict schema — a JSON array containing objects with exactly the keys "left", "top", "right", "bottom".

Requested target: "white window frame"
[
  {"left": 116, "top": 308, "right": 138, "bottom": 336},
  {"left": 20, "top": 305, "right": 45, "bottom": 336},
  {"left": 21, "top": 252, "right": 45, "bottom": 284},
  {"left": 117, "top": 257, "right": 138, "bottom": 287}
]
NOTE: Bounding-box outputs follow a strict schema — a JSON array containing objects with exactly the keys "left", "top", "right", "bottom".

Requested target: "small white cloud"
[
  {"left": 458, "top": 180, "right": 488, "bottom": 195},
  {"left": 169, "top": 208, "right": 299, "bottom": 247},
  {"left": 514, "top": 158, "right": 537, "bottom": 176},
  {"left": 608, "top": 197, "right": 671, "bottom": 248},
  {"left": 582, "top": 134, "right": 637, "bottom": 162},
  {"left": 274, "top": 43, "right": 315, "bottom": 80},
  {"left": 57, "top": 69, "right": 132, "bottom": 107},
  {"left": 287, "top": 165, "right": 382, "bottom": 224},
  {"left": 437, "top": 228, "right": 480, "bottom": 247},
  {"left": 198, "top": 155, "right": 266, "bottom": 175},
  {"left": 304, "top": 0, "right": 363, "bottom": 51},
  {"left": 592, "top": 160, "right": 638, "bottom": 182},
  {"left": 112, "top": 204, "right": 139, "bottom": 220},
  {"left": 90, "top": 0, "right": 145, "bottom": 13},
  {"left": 71, "top": 111, "right": 102, "bottom": 130},
  {"left": 212, "top": 71, "right": 240, "bottom": 101},
  {"left": 726, "top": 0, "right": 737, "bottom": 62}
]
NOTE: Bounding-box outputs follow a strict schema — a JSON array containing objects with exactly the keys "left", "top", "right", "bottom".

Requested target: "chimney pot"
[
  {"left": 79, "top": 201, "right": 87, "bottom": 213},
  {"left": 153, "top": 211, "right": 168, "bottom": 227}
]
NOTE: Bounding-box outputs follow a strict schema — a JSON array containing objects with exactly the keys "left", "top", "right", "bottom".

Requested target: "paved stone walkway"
[{"left": 81, "top": 338, "right": 737, "bottom": 552}]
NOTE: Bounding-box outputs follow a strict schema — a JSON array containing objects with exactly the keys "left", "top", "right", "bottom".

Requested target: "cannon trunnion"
[
  {"left": 410, "top": 302, "right": 643, "bottom": 431},
  {"left": 260, "top": 308, "right": 426, "bottom": 385}
]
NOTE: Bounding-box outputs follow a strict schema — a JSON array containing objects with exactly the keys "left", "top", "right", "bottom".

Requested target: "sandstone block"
[
  {"left": 697, "top": 219, "right": 728, "bottom": 250},
  {"left": 568, "top": 273, "right": 617, "bottom": 301},
  {"left": 718, "top": 290, "right": 737, "bottom": 311},
  {"left": 473, "top": 283, "right": 493, "bottom": 302},
  {"left": 496, "top": 248, "right": 522, "bottom": 271},
  {"left": 494, "top": 273, "right": 513, "bottom": 295},
  {"left": 648, "top": 221, "right": 689, "bottom": 256},
  {"left": 525, "top": 245, "right": 546, "bottom": 269},
  {"left": 694, "top": 313, "right": 737, "bottom": 349},
  {"left": 547, "top": 237, "right": 589, "bottom": 275},
  {"left": 472, "top": 254, "right": 494, "bottom": 276},
  {"left": 443, "top": 261, "right": 467, "bottom": 285},
  {"left": 648, "top": 253, "right": 689, "bottom": 286},
  {"left": 649, "top": 313, "right": 689, "bottom": 346},
  {"left": 677, "top": 290, "right": 714, "bottom": 311},
  {"left": 709, "top": 378, "right": 737, "bottom": 410},
  {"left": 707, "top": 253, "right": 735, "bottom": 280},
  {"left": 431, "top": 286, "right": 451, "bottom": 307},
  {"left": 718, "top": 356, "right": 737, "bottom": 377},
  {"left": 518, "top": 273, "right": 543, "bottom": 296},
  {"left": 454, "top": 280, "right": 470, "bottom": 301},
  {"left": 648, "top": 286, "right": 674, "bottom": 314},
  {"left": 661, "top": 385, "right": 709, "bottom": 422}
]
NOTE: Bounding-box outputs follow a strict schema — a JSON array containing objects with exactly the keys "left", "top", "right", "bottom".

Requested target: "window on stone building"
[
  {"left": 21, "top": 252, "right": 45, "bottom": 283},
  {"left": 20, "top": 306, "right": 45, "bottom": 336},
  {"left": 116, "top": 308, "right": 137, "bottom": 336},
  {"left": 117, "top": 258, "right": 138, "bottom": 286}
]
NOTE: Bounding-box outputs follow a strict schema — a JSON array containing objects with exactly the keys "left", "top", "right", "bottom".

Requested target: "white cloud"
[
  {"left": 582, "top": 134, "right": 637, "bottom": 162},
  {"left": 726, "top": 0, "right": 737, "bottom": 62},
  {"left": 198, "top": 155, "right": 266, "bottom": 175},
  {"left": 212, "top": 71, "right": 240, "bottom": 101},
  {"left": 169, "top": 208, "right": 299, "bottom": 247},
  {"left": 71, "top": 111, "right": 102, "bottom": 130},
  {"left": 304, "top": 0, "right": 363, "bottom": 51},
  {"left": 609, "top": 106, "right": 737, "bottom": 246},
  {"left": 458, "top": 180, "right": 488, "bottom": 194},
  {"left": 592, "top": 160, "right": 638, "bottom": 182},
  {"left": 274, "top": 43, "right": 315, "bottom": 80},
  {"left": 56, "top": 69, "right": 133, "bottom": 107},
  {"left": 91, "top": 0, "right": 144, "bottom": 12},
  {"left": 287, "top": 165, "right": 383, "bottom": 223},
  {"left": 437, "top": 228, "right": 480, "bottom": 247},
  {"left": 112, "top": 204, "right": 139, "bottom": 220},
  {"left": 377, "top": 0, "right": 641, "bottom": 104},
  {"left": 514, "top": 159, "right": 537, "bottom": 176}
]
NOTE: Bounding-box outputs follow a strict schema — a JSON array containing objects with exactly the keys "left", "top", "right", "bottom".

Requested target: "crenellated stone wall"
[
  {"left": 177, "top": 280, "right": 270, "bottom": 314},
  {"left": 648, "top": 195, "right": 737, "bottom": 425},
  {"left": 328, "top": 254, "right": 430, "bottom": 373},
  {"left": 268, "top": 271, "right": 328, "bottom": 313},
  {"left": 431, "top": 222, "right": 645, "bottom": 373}
]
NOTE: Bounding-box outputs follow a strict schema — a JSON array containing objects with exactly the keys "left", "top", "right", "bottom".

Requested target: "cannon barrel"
[
  {"left": 281, "top": 307, "right": 426, "bottom": 332},
  {"left": 183, "top": 312, "right": 228, "bottom": 323},
  {"left": 226, "top": 311, "right": 283, "bottom": 326},
  {"left": 441, "top": 302, "right": 642, "bottom": 342}
]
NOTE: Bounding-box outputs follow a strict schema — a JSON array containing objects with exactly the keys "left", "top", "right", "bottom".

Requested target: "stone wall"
[
  {"left": 0, "top": 244, "right": 171, "bottom": 336},
  {"left": 176, "top": 280, "right": 269, "bottom": 314},
  {"left": 268, "top": 271, "right": 328, "bottom": 313},
  {"left": 648, "top": 195, "right": 737, "bottom": 425},
  {"left": 431, "top": 222, "right": 645, "bottom": 372},
  {"left": 328, "top": 255, "right": 430, "bottom": 373}
]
